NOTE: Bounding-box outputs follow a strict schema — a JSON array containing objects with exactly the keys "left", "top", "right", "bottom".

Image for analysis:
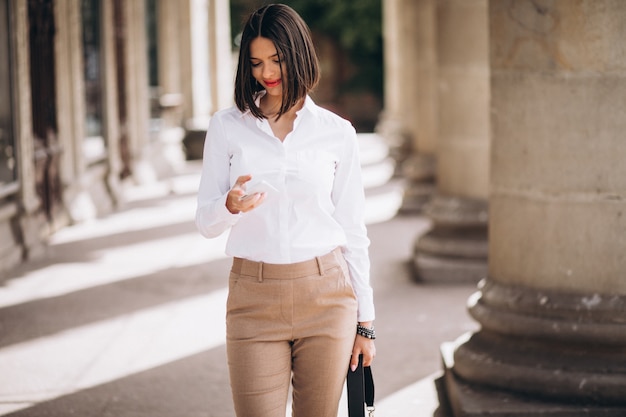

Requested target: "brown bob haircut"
[{"left": 234, "top": 4, "right": 320, "bottom": 120}]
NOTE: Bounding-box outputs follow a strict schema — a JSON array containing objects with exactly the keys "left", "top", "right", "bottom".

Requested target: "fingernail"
[{"left": 350, "top": 364, "right": 357, "bottom": 372}]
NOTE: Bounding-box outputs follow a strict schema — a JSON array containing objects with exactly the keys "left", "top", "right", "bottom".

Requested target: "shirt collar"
[
  {"left": 240, "top": 92, "right": 319, "bottom": 119},
  {"left": 299, "top": 95, "right": 319, "bottom": 117}
]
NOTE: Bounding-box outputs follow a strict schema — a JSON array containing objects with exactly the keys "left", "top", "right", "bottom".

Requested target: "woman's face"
[{"left": 249, "top": 36, "right": 285, "bottom": 99}]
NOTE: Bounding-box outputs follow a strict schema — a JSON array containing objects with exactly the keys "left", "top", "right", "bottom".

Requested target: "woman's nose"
[{"left": 263, "top": 64, "right": 276, "bottom": 79}]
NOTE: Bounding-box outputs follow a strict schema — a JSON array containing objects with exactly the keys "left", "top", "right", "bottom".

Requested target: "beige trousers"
[{"left": 226, "top": 248, "right": 358, "bottom": 417}]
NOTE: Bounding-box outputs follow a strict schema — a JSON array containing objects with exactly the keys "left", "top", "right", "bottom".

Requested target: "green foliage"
[
  {"left": 283, "top": 0, "right": 382, "bottom": 55},
  {"left": 229, "top": 0, "right": 383, "bottom": 96}
]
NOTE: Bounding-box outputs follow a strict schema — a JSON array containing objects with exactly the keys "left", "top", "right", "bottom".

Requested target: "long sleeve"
[
  {"left": 332, "top": 124, "right": 375, "bottom": 322},
  {"left": 195, "top": 113, "right": 241, "bottom": 238}
]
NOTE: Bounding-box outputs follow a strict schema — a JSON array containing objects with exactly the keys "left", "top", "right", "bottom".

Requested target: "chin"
[{"left": 266, "top": 88, "right": 283, "bottom": 97}]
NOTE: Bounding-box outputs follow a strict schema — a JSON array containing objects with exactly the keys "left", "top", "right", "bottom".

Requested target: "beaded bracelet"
[{"left": 356, "top": 324, "right": 376, "bottom": 339}]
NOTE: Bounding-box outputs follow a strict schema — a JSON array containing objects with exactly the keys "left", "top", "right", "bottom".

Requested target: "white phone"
[{"left": 241, "top": 180, "right": 278, "bottom": 201}]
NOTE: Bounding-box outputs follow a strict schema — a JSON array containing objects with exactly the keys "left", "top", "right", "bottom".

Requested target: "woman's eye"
[{"left": 251, "top": 62, "right": 261, "bottom": 68}]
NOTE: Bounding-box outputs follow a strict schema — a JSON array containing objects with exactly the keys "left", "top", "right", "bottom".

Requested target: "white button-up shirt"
[{"left": 195, "top": 96, "right": 374, "bottom": 321}]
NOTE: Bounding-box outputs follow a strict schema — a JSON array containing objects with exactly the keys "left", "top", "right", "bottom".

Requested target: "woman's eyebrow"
[{"left": 250, "top": 53, "right": 279, "bottom": 60}]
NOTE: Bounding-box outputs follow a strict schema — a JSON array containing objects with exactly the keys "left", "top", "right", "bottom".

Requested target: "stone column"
[
  {"left": 437, "top": 1, "right": 626, "bottom": 415},
  {"left": 123, "top": 0, "right": 150, "bottom": 173},
  {"left": 13, "top": 0, "right": 48, "bottom": 260},
  {"left": 207, "top": 0, "right": 233, "bottom": 113},
  {"left": 181, "top": 0, "right": 232, "bottom": 160},
  {"left": 401, "top": 0, "right": 438, "bottom": 213},
  {"left": 379, "top": 0, "right": 437, "bottom": 212},
  {"left": 54, "top": 0, "right": 82, "bottom": 187},
  {"left": 156, "top": 0, "right": 185, "bottom": 132},
  {"left": 54, "top": 0, "right": 97, "bottom": 223},
  {"left": 101, "top": 0, "right": 122, "bottom": 205},
  {"left": 178, "top": 0, "right": 214, "bottom": 126},
  {"left": 143, "top": 0, "right": 186, "bottom": 179},
  {"left": 13, "top": 0, "right": 37, "bottom": 214},
  {"left": 413, "top": 0, "right": 489, "bottom": 282},
  {"left": 379, "top": 0, "right": 418, "bottom": 159}
]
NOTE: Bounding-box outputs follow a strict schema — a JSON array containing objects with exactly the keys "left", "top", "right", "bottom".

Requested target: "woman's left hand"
[{"left": 350, "top": 322, "right": 376, "bottom": 371}]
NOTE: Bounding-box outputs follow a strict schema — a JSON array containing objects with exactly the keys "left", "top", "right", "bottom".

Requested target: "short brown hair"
[{"left": 234, "top": 4, "right": 320, "bottom": 119}]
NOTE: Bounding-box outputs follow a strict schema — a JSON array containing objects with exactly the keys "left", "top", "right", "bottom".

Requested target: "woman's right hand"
[{"left": 226, "top": 175, "right": 266, "bottom": 214}]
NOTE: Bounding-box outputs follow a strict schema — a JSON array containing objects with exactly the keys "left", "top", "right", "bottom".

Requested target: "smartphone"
[{"left": 241, "top": 180, "right": 278, "bottom": 201}]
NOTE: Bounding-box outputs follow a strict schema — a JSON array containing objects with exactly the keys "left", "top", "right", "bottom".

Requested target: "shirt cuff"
[{"left": 356, "top": 293, "right": 375, "bottom": 323}]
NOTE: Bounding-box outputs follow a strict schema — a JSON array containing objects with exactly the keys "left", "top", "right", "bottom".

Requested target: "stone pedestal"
[
  {"left": 413, "top": 195, "right": 487, "bottom": 283},
  {"left": 437, "top": 1, "right": 626, "bottom": 414},
  {"left": 398, "top": 154, "right": 435, "bottom": 214},
  {"left": 412, "top": 0, "right": 489, "bottom": 281},
  {"left": 437, "top": 280, "right": 626, "bottom": 416}
]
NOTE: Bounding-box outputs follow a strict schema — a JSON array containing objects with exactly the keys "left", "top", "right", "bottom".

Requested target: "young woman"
[{"left": 195, "top": 4, "right": 375, "bottom": 416}]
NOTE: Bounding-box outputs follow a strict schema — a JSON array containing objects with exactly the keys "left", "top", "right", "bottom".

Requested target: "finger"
[
  {"left": 239, "top": 193, "right": 263, "bottom": 212},
  {"left": 230, "top": 175, "right": 251, "bottom": 200},
  {"left": 233, "top": 188, "right": 246, "bottom": 199},
  {"left": 362, "top": 346, "right": 376, "bottom": 367},
  {"left": 362, "top": 353, "right": 373, "bottom": 367},
  {"left": 228, "top": 189, "right": 246, "bottom": 207},
  {"left": 349, "top": 356, "right": 359, "bottom": 372},
  {"left": 235, "top": 174, "right": 252, "bottom": 188},
  {"left": 350, "top": 349, "right": 362, "bottom": 372},
  {"left": 226, "top": 179, "right": 256, "bottom": 212}
]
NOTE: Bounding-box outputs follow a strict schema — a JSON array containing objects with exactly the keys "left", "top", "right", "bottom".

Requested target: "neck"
[
  {"left": 260, "top": 95, "right": 281, "bottom": 115},
  {"left": 262, "top": 96, "right": 305, "bottom": 119}
]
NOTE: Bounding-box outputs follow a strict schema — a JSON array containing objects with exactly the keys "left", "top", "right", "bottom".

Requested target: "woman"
[{"left": 195, "top": 4, "right": 375, "bottom": 416}]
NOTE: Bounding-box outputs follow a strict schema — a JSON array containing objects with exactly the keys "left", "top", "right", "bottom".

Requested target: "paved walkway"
[{"left": 0, "top": 157, "right": 478, "bottom": 417}]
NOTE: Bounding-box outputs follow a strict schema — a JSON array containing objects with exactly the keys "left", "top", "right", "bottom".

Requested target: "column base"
[
  {"left": 182, "top": 128, "right": 206, "bottom": 160},
  {"left": 18, "top": 208, "right": 49, "bottom": 262},
  {"left": 436, "top": 342, "right": 626, "bottom": 417},
  {"left": 399, "top": 182, "right": 435, "bottom": 214},
  {"left": 413, "top": 251, "right": 487, "bottom": 284},
  {"left": 412, "top": 195, "right": 488, "bottom": 282},
  {"left": 398, "top": 154, "right": 436, "bottom": 213},
  {"left": 374, "top": 111, "right": 412, "bottom": 174},
  {"left": 435, "top": 279, "right": 626, "bottom": 415},
  {"left": 0, "top": 203, "right": 25, "bottom": 277}
]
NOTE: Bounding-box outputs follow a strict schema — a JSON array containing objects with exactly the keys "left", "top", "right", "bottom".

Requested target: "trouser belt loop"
[
  {"left": 316, "top": 256, "right": 325, "bottom": 276},
  {"left": 258, "top": 262, "right": 264, "bottom": 282}
]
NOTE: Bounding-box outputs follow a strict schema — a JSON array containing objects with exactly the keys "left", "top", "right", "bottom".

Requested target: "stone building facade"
[
  {"left": 381, "top": 0, "right": 626, "bottom": 414},
  {"left": 0, "top": 0, "right": 232, "bottom": 277}
]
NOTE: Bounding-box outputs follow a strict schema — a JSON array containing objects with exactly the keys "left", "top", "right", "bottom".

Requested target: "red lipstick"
[{"left": 264, "top": 79, "right": 281, "bottom": 88}]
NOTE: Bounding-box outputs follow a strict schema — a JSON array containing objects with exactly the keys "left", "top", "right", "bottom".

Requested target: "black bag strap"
[{"left": 347, "top": 354, "right": 375, "bottom": 417}]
